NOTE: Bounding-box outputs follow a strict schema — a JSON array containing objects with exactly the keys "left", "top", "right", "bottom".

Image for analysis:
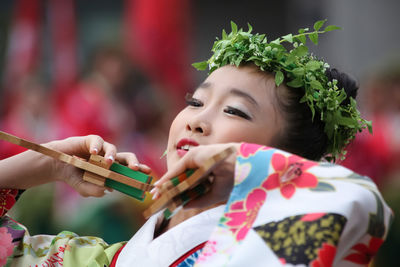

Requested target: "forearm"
[
  {"left": 0, "top": 146, "right": 57, "bottom": 189},
  {"left": 0, "top": 135, "right": 129, "bottom": 197}
]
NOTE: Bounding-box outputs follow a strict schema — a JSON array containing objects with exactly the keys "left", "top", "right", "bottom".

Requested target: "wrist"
[{"left": 41, "top": 140, "right": 64, "bottom": 182}]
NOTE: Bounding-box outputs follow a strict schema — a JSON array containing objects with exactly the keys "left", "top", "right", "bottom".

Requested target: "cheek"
[
  {"left": 166, "top": 110, "right": 188, "bottom": 157},
  {"left": 212, "top": 122, "right": 264, "bottom": 144},
  {"left": 216, "top": 122, "right": 275, "bottom": 146},
  {"left": 167, "top": 116, "right": 181, "bottom": 150},
  {"left": 166, "top": 119, "right": 178, "bottom": 169}
]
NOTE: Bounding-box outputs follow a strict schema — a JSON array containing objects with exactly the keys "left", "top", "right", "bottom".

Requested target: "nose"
[{"left": 186, "top": 116, "right": 211, "bottom": 136}]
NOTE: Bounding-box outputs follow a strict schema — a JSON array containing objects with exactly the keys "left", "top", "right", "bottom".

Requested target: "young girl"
[{"left": 0, "top": 21, "right": 392, "bottom": 266}]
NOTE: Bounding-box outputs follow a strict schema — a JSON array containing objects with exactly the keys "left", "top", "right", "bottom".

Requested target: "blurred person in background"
[
  {"left": 55, "top": 45, "right": 133, "bottom": 144},
  {"left": 341, "top": 62, "right": 400, "bottom": 267},
  {"left": 0, "top": 74, "right": 54, "bottom": 160},
  {"left": 0, "top": 74, "right": 58, "bottom": 239},
  {"left": 341, "top": 63, "right": 400, "bottom": 188},
  {"left": 51, "top": 45, "right": 151, "bottom": 243},
  {"left": 123, "top": 79, "right": 170, "bottom": 178}
]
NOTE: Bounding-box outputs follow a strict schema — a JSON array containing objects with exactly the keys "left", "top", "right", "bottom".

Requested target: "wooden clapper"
[
  {"left": 0, "top": 130, "right": 235, "bottom": 219},
  {"left": 143, "top": 146, "right": 235, "bottom": 219},
  {"left": 0, "top": 130, "right": 152, "bottom": 201}
]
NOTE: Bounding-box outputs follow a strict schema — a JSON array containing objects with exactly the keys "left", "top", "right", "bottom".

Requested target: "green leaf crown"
[{"left": 192, "top": 20, "right": 372, "bottom": 162}]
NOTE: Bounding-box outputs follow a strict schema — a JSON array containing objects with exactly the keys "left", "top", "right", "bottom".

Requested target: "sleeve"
[
  {"left": 0, "top": 188, "right": 124, "bottom": 267},
  {"left": 195, "top": 143, "right": 393, "bottom": 267}
]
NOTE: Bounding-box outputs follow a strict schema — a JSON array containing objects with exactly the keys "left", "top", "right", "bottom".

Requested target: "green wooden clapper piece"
[{"left": 105, "top": 162, "right": 153, "bottom": 201}]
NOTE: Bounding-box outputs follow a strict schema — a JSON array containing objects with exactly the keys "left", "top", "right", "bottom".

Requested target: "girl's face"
[{"left": 166, "top": 65, "right": 282, "bottom": 169}]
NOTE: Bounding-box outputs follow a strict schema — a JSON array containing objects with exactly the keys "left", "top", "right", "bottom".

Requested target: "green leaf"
[
  {"left": 209, "top": 65, "right": 218, "bottom": 73},
  {"left": 310, "top": 80, "right": 324, "bottom": 90},
  {"left": 192, "top": 61, "right": 208, "bottom": 70},
  {"left": 338, "top": 116, "right": 356, "bottom": 127},
  {"left": 282, "top": 33, "right": 293, "bottom": 43},
  {"left": 271, "top": 38, "right": 280, "bottom": 45},
  {"left": 292, "top": 67, "right": 305, "bottom": 77},
  {"left": 309, "top": 32, "right": 319, "bottom": 45},
  {"left": 291, "top": 45, "right": 308, "bottom": 57},
  {"left": 306, "top": 60, "right": 321, "bottom": 71},
  {"left": 247, "top": 23, "right": 253, "bottom": 33},
  {"left": 367, "top": 120, "right": 373, "bottom": 133},
  {"left": 287, "top": 78, "right": 303, "bottom": 88},
  {"left": 298, "top": 28, "right": 309, "bottom": 34},
  {"left": 313, "top": 19, "right": 327, "bottom": 31},
  {"left": 222, "top": 29, "right": 228, "bottom": 40},
  {"left": 275, "top": 71, "right": 284, "bottom": 86},
  {"left": 324, "top": 25, "right": 341, "bottom": 32},
  {"left": 284, "top": 54, "right": 295, "bottom": 65},
  {"left": 234, "top": 54, "right": 244, "bottom": 66},
  {"left": 231, "top": 21, "right": 238, "bottom": 34},
  {"left": 296, "top": 35, "right": 307, "bottom": 44},
  {"left": 300, "top": 94, "right": 308, "bottom": 103},
  {"left": 223, "top": 50, "right": 238, "bottom": 60}
]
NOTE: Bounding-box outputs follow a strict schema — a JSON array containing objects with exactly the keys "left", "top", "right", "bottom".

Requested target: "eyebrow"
[
  {"left": 229, "top": 88, "right": 260, "bottom": 108},
  {"left": 196, "top": 82, "right": 259, "bottom": 108},
  {"left": 198, "top": 82, "right": 212, "bottom": 89}
]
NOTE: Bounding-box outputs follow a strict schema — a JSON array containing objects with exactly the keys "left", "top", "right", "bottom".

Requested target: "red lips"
[{"left": 176, "top": 138, "right": 199, "bottom": 157}]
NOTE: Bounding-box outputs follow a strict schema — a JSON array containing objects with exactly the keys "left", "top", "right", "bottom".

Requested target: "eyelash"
[
  {"left": 184, "top": 93, "right": 252, "bottom": 120},
  {"left": 185, "top": 93, "right": 203, "bottom": 107},
  {"left": 224, "top": 106, "right": 252, "bottom": 120}
]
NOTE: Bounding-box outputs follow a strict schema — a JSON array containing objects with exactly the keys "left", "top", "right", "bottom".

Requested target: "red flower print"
[
  {"left": 311, "top": 243, "right": 337, "bottom": 267},
  {"left": 0, "top": 189, "right": 18, "bottom": 216},
  {"left": 230, "top": 201, "right": 244, "bottom": 210},
  {"left": 279, "top": 258, "right": 286, "bottom": 264},
  {"left": 262, "top": 153, "right": 318, "bottom": 199},
  {"left": 301, "top": 213, "right": 326, "bottom": 222},
  {"left": 224, "top": 188, "right": 266, "bottom": 241},
  {"left": 239, "top": 143, "right": 271, "bottom": 158},
  {"left": 344, "top": 237, "right": 384, "bottom": 265},
  {"left": 0, "top": 227, "right": 14, "bottom": 266}
]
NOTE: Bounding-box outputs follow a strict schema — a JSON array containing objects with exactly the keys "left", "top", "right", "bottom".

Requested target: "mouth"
[{"left": 176, "top": 138, "right": 199, "bottom": 156}]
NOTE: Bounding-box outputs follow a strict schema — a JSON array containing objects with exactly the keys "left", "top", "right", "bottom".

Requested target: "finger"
[
  {"left": 85, "top": 135, "right": 105, "bottom": 155},
  {"left": 138, "top": 163, "right": 152, "bottom": 174},
  {"left": 75, "top": 180, "right": 108, "bottom": 198},
  {"left": 156, "top": 151, "right": 198, "bottom": 187},
  {"left": 106, "top": 186, "right": 114, "bottom": 192},
  {"left": 116, "top": 153, "right": 153, "bottom": 174},
  {"left": 116, "top": 152, "right": 140, "bottom": 170},
  {"left": 103, "top": 142, "right": 117, "bottom": 164}
]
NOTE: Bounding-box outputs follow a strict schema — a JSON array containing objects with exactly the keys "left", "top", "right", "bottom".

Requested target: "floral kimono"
[{"left": 0, "top": 143, "right": 392, "bottom": 266}]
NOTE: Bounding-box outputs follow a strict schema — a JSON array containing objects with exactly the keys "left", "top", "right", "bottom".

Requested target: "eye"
[
  {"left": 224, "top": 106, "right": 252, "bottom": 121},
  {"left": 185, "top": 93, "right": 203, "bottom": 107}
]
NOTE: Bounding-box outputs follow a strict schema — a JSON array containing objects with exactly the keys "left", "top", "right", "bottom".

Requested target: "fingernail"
[
  {"left": 153, "top": 180, "right": 160, "bottom": 186},
  {"left": 150, "top": 188, "right": 156, "bottom": 194},
  {"left": 107, "top": 155, "right": 114, "bottom": 161},
  {"left": 92, "top": 148, "right": 98, "bottom": 154},
  {"left": 134, "top": 163, "right": 140, "bottom": 168},
  {"left": 152, "top": 192, "right": 159, "bottom": 200}
]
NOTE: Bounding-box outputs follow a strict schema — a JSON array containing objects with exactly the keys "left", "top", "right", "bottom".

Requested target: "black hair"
[{"left": 272, "top": 68, "right": 359, "bottom": 160}]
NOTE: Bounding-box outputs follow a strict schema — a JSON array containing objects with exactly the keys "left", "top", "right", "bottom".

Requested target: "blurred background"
[{"left": 0, "top": 0, "right": 399, "bottom": 265}]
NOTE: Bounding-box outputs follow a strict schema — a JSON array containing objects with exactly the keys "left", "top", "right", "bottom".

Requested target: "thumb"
[{"left": 69, "top": 177, "right": 108, "bottom": 197}]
